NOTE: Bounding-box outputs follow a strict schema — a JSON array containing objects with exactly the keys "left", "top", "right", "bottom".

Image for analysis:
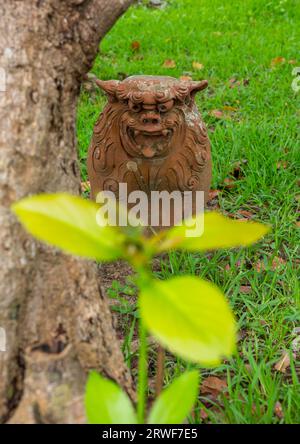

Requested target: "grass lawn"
[{"left": 77, "top": 0, "right": 300, "bottom": 424}]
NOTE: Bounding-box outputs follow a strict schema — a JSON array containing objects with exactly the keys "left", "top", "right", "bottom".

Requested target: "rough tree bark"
[{"left": 0, "top": 0, "right": 135, "bottom": 424}]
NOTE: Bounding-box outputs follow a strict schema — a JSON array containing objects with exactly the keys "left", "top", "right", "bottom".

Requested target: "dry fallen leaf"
[
  {"left": 210, "top": 109, "right": 223, "bottom": 119},
  {"left": 237, "top": 210, "right": 254, "bottom": 219},
  {"left": 223, "top": 177, "right": 236, "bottom": 189},
  {"left": 201, "top": 376, "right": 227, "bottom": 398},
  {"left": 296, "top": 221, "right": 300, "bottom": 228},
  {"left": 271, "top": 56, "right": 286, "bottom": 67},
  {"left": 80, "top": 181, "right": 90, "bottom": 193},
  {"left": 131, "top": 41, "right": 140, "bottom": 51},
  {"left": 192, "top": 61, "right": 204, "bottom": 70},
  {"left": 223, "top": 105, "right": 238, "bottom": 112},
  {"left": 255, "top": 260, "right": 266, "bottom": 273},
  {"left": 271, "top": 256, "right": 286, "bottom": 270},
  {"left": 274, "top": 401, "right": 284, "bottom": 419},
  {"left": 163, "top": 59, "right": 176, "bottom": 68},
  {"left": 180, "top": 75, "right": 193, "bottom": 81},
  {"left": 274, "top": 351, "right": 290, "bottom": 373},
  {"left": 208, "top": 189, "right": 221, "bottom": 201},
  {"left": 200, "top": 409, "right": 208, "bottom": 420},
  {"left": 276, "top": 161, "right": 288, "bottom": 169},
  {"left": 229, "top": 78, "right": 241, "bottom": 89},
  {"left": 255, "top": 257, "right": 286, "bottom": 273},
  {"left": 288, "top": 59, "right": 297, "bottom": 65},
  {"left": 239, "top": 285, "right": 252, "bottom": 294}
]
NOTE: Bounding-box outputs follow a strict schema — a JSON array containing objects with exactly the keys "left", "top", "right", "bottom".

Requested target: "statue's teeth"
[
  {"left": 162, "top": 129, "right": 169, "bottom": 136},
  {"left": 134, "top": 130, "right": 140, "bottom": 136}
]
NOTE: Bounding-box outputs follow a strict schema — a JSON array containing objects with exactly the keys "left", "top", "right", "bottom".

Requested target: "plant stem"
[
  {"left": 137, "top": 318, "right": 148, "bottom": 424},
  {"left": 155, "top": 345, "right": 165, "bottom": 397}
]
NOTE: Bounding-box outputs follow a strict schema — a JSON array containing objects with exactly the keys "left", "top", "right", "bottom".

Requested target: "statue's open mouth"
[{"left": 127, "top": 127, "right": 173, "bottom": 158}]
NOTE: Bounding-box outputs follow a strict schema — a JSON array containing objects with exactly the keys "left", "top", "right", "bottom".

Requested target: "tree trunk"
[{"left": 0, "top": 0, "right": 135, "bottom": 424}]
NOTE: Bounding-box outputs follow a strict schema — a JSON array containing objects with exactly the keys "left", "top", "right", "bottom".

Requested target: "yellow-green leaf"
[
  {"left": 158, "top": 211, "right": 269, "bottom": 252},
  {"left": 140, "top": 276, "right": 236, "bottom": 366},
  {"left": 85, "top": 371, "right": 137, "bottom": 424},
  {"left": 148, "top": 371, "right": 199, "bottom": 424},
  {"left": 12, "top": 193, "right": 124, "bottom": 261}
]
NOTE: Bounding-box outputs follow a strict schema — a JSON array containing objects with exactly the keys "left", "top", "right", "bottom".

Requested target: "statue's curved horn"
[{"left": 95, "top": 79, "right": 120, "bottom": 98}]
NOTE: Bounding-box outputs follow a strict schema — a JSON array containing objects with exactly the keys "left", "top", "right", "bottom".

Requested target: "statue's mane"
[
  {"left": 163, "top": 113, "right": 210, "bottom": 192},
  {"left": 115, "top": 81, "right": 191, "bottom": 104},
  {"left": 89, "top": 103, "right": 124, "bottom": 177}
]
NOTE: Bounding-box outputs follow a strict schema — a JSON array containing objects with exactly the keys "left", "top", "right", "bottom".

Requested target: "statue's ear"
[
  {"left": 95, "top": 79, "right": 120, "bottom": 101},
  {"left": 189, "top": 80, "right": 208, "bottom": 99}
]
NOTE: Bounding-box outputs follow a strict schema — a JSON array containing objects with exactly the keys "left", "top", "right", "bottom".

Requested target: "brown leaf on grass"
[
  {"left": 271, "top": 56, "right": 286, "bottom": 67},
  {"left": 80, "top": 181, "right": 90, "bottom": 192},
  {"left": 237, "top": 329, "right": 247, "bottom": 342},
  {"left": 274, "top": 401, "right": 284, "bottom": 419},
  {"left": 223, "top": 105, "right": 238, "bottom": 112},
  {"left": 274, "top": 351, "right": 290, "bottom": 373},
  {"left": 239, "top": 285, "right": 252, "bottom": 294},
  {"left": 276, "top": 161, "right": 288, "bottom": 169},
  {"left": 288, "top": 59, "right": 297, "bottom": 65},
  {"left": 237, "top": 210, "right": 254, "bottom": 219},
  {"left": 296, "top": 221, "right": 300, "bottom": 228},
  {"left": 255, "top": 257, "right": 286, "bottom": 273},
  {"left": 201, "top": 376, "right": 227, "bottom": 398},
  {"left": 255, "top": 260, "right": 265, "bottom": 273},
  {"left": 192, "top": 61, "right": 204, "bottom": 70},
  {"left": 131, "top": 40, "right": 141, "bottom": 51},
  {"left": 223, "top": 177, "right": 236, "bottom": 189},
  {"left": 228, "top": 78, "right": 241, "bottom": 89},
  {"left": 163, "top": 59, "right": 176, "bottom": 68},
  {"left": 207, "top": 189, "right": 221, "bottom": 210},
  {"left": 200, "top": 409, "right": 208, "bottom": 420},
  {"left": 210, "top": 109, "right": 223, "bottom": 119},
  {"left": 271, "top": 256, "right": 286, "bottom": 270},
  {"left": 208, "top": 189, "right": 221, "bottom": 201},
  {"left": 180, "top": 75, "right": 193, "bottom": 81}
]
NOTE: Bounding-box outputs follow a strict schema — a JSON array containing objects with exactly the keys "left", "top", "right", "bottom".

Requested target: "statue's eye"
[
  {"left": 158, "top": 100, "right": 174, "bottom": 113},
  {"left": 129, "top": 101, "right": 142, "bottom": 113}
]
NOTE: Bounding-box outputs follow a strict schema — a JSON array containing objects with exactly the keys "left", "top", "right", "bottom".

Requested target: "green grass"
[{"left": 77, "top": 0, "right": 300, "bottom": 424}]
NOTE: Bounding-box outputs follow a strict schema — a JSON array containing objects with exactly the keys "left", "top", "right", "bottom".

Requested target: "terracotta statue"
[{"left": 87, "top": 75, "right": 211, "bottom": 226}]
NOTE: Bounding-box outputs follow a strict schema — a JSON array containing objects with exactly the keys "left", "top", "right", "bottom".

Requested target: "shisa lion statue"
[{"left": 87, "top": 75, "right": 212, "bottom": 226}]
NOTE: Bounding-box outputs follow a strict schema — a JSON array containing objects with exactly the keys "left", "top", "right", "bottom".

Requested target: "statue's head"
[{"left": 95, "top": 75, "right": 208, "bottom": 159}]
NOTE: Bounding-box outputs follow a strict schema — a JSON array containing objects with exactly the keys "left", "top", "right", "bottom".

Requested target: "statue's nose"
[{"left": 141, "top": 113, "right": 161, "bottom": 125}]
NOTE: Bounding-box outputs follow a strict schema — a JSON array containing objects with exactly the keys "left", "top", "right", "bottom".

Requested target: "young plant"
[{"left": 12, "top": 193, "right": 269, "bottom": 424}]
